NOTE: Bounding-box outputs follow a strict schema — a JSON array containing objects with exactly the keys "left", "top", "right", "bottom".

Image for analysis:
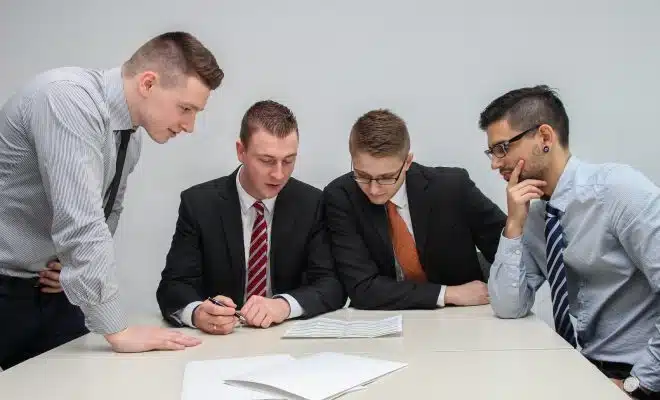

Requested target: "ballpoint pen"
[{"left": 207, "top": 297, "right": 247, "bottom": 324}]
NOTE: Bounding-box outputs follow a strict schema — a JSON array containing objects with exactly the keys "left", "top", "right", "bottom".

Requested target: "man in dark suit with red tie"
[
  {"left": 156, "top": 100, "right": 346, "bottom": 334},
  {"left": 323, "top": 109, "right": 506, "bottom": 310}
]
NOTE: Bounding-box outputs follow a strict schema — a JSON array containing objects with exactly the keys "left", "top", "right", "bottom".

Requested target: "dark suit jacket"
[
  {"left": 323, "top": 162, "right": 506, "bottom": 310},
  {"left": 157, "top": 168, "right": 346, "bottom": 326}
]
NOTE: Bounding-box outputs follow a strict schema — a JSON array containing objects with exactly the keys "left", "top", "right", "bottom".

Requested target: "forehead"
[
  {"left": 352, "top": 152, "right": 404, "bottom": 175},
  {"left": 168, "top": 75, "right": 210, "bottom": 110},
  {"left": 486, "top": 119, "right": 516, "bottom": 146},
  {"left": 246, "top": 129, "right": 298, "bottom": 156}
]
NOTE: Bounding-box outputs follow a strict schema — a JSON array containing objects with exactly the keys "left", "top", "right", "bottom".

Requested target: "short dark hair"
[
  {"left": 239, "top": 100, "right": 298, "bottom": 147},
  {"left": 349, "top": 109, "right": 410, "bottom": 158},
  {"left": 479, "top": 85, "right": 570, "bottom": 148},
  {"left": 124, "top": 31, "right": 224, "bottom": 90}
]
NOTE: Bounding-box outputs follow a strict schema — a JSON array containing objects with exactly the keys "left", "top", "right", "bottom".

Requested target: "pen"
[{"left": 207, "top": 297, "right": 247, "bottom": 323}]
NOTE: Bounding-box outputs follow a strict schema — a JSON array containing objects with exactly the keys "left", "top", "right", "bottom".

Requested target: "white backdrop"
[{"left": 1, "top": 0, "right": 659, "bottom": 327}]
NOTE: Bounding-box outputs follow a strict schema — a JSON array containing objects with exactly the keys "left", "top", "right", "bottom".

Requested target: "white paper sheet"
[
  {"left": 282, "top": 315, "right": 402, "bottom": 338},
  {"left": 181, "top": 354, "right": 295, "bottom": 400},
  {"left": 225, "top": 352, "right": 407, "bottom": 400}
]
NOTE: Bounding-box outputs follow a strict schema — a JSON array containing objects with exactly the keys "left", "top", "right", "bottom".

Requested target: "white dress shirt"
[
  {"left": 178, "top": 168, "right": 304, "bottom": 328},
  {"left": 389, "top": 181, "right": 447, "bottom": 307}
]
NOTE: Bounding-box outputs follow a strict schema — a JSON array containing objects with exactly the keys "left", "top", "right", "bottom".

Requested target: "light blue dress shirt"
[{"left": 489, "top": 156, "right": 660, "bottom": 391}]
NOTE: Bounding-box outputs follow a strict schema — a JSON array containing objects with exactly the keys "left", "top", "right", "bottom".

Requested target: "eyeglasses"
[
  {"left": 484, "top": 124, "right": 541, "bottom": 159},
  {"left": 352, "top": 161, "right": 405, "bottom": 185}
]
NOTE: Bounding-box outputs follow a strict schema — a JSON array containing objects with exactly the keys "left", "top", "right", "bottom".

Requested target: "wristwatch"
[{"left": 623, "top": 376, "right": 654, "bottom": 397}]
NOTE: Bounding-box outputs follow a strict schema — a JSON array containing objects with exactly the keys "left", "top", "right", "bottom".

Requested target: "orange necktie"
[{"left": 386, "top": 201, "right": 427, "bottom": 282}]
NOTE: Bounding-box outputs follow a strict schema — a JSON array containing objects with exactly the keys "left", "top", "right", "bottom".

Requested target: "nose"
[
  {"left": 181, "top": 115, "right": 196, "bottom": 133},
  {"left": 490, "top": 156, "right": 503, "bottom": 170},
  {"left": 368, "top": 181, "right": 381, "bottom": 196},
  {"left": 271, "top": 162, "right": 285, "bottom": 180}
]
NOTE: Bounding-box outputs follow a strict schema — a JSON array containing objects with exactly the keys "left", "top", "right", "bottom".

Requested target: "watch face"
[{"left": 623, "top": 376, "right": 639, "bottom": 393}]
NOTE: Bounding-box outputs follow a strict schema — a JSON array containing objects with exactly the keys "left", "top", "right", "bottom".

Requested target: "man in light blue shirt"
[{"left": 479, "top": 85, "right": 659, "bottom": 399}]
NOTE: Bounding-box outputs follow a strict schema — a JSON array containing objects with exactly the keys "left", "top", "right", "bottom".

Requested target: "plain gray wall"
[{"left": 1, "top": 0, "right": 659, "bottom": 328}]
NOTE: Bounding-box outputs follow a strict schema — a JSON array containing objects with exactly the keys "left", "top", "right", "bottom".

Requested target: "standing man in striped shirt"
[{"left": 0, "top": 31, "right": 224, "bottom": 369}]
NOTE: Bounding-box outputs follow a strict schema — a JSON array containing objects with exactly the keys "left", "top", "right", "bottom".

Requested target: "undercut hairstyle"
[
  {"left": 123, "top": 31, "right": 224, "bottom": 90},
  {"left": 349, "top": 109, "right": 410, "bottom": 158},
  {"left": 239, "top": 100, "right": 298, "bottom": 147},
  {"left": 479, "top": 85, "right": 570, "bottom": 148}
]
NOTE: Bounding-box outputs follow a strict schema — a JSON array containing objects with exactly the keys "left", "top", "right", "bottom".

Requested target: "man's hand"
[
  {"left": 240, "top": 296, "right": 291, "bottom": 328},
  {"left": 444, "top": 280, "right": 490, "bottom": 306},
  {"left": 39, "top": 260, "right": 63, "bottom": 293},
  {"left": 610, "top": 378, "right": 624, "bottom": 391},
  {"left": 104, "top": 326, "right": 202, "bottom": 352},
  {"left": 193, "top": 296, "right": 239, "bottom": 335},
  {"left": 504, "top": 159, "right": 546, "bottom": 238}
]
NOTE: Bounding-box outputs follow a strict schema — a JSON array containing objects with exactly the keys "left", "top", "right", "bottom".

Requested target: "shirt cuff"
[
  {"left": 80, "top": 295, "right": 127, "bottom": 335},
  {"left": 495, "top": 233, "right": 524, "bottom": 266},
  {"left": 177, "top": 301, "right": 203, "bottom": 328},
  {"left": 275, "top": 293, "right": 304, "bottom": 319},
  {"left": 437, "top": 285, "right": 447, "bottom": 307}
]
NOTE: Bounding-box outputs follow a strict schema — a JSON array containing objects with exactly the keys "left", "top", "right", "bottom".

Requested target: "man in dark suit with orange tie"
[
  {"left": 156, "top": 100, "right": 346, "bottom": 334},
  {"left": 323, "top": 109, "right": 506, "bottom": 310}
]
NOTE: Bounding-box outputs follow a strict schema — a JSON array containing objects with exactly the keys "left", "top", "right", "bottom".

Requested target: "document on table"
[
  {"left": 181, "top": 354, "right": 295, "bottom": 400},
  {"left": 282, "top": 315, "right": 402, "bottom": 338},
  {"left": 225, "top": 352, "right": 408, "bottom": 400}
]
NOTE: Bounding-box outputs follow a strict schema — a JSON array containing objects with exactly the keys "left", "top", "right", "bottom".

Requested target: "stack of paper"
[
  {"left": 181, "top": 352, "right": 407, "bottom": 400},
  {"left": 282, "top": 315, "right": 402, "bottom": 338}
]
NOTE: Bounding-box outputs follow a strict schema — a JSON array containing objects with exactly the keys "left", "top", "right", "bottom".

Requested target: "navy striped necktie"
[{"left": 544, "top": 203, "right": 578, "bottom": 348}]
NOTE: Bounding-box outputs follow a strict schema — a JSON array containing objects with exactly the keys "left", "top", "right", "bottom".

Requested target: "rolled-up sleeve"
[{"left": 29, "top": 82, "right": 126, "bottom": 335}]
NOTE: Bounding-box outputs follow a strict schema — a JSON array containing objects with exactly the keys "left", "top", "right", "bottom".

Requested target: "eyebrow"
[
  {"left": 181, "top": 102, "right": 203, "bottom": 112},
  {"left": 353, "top": 168, "right": 399, "bottom": 178},
  {"left": 257, "top": 153, "right": 298, "bottom": 159}
]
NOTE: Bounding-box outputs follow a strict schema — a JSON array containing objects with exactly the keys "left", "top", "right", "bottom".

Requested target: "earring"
[{"left": 543, "top": 146, "right": 550, "bottom": 153}]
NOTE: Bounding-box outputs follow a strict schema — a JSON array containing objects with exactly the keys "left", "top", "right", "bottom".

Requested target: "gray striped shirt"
[{"left": 0, "top": 66, "right": 142, "bottom": 335}]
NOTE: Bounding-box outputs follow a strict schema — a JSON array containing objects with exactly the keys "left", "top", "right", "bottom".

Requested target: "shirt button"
[
  {"left": 512, "top": 283, "right": 518, "bottom": 288},
  {"left": 514, "top": 250, "right": 521, "bottom": 255}
]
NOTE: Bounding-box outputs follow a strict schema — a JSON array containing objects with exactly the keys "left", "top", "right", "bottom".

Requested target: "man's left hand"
[
  {"left": 240, "top": 296, "right": 291, "bottom": 328},
  {"left": 39, "top": 260, "right": 63, "bottom": 293}
]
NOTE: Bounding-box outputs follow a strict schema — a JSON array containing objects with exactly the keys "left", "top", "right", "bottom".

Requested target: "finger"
[
  {"left": 203, "top": 301, "right": 236, "bottom": 317},
  {"left": 512, "top": 186, "right": 545, "bottom": 200},
  {"left": 510, "top": 180, "right": 547, "bottom": 192},
  {"left": 252, "top": 307, "right": 268, "bottom": 328},
  {"left": 47, "top": 261, "right": 62, "bottom": 271},
  {"left": 39, "top": 277, "right": 61, "bottom": 288},
  {"left": 160, "top": 340, "right": 185, "bottom": 351},
  {"left": 241, "top": 300, "right": 257, "bottom": 321},
  {"left": 41, "top": 270, "right": 61, "bottom": 281},
  {"left": 261, "top": 314, "right": 273, "bottom": 329},
  {"left": 214, "top": 295, "right": 236, "bottom": 308},
  {"left": 518, "top": 193, "right": 542, "bottom": 203},
  {"left": 170, "top": 333, "right": 202, "bottom": 347},
  {"left": 508, "top": 159, "right": 524, "bottom": 187},
  {"left": 40, "top": 287, "right": 63, "bottom": 294}
]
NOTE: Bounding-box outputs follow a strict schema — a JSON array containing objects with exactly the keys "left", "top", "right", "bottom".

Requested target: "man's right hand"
[
  {"left": 192, "top": 295, "right": 238, "bottom": 335},
  {"left": 104, "top": 326, "right": 202, "bottom": 353},
  {"left": 504, "top": 159, "right": 546, "bottom": 238},
  {"left": 445, "top": 280, "right": 490, "bottom": 306}
]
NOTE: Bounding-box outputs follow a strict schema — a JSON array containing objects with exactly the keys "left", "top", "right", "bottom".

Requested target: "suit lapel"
[
  {"left": 216, "top": 168, "right": 246, "bottom": 300},
  {"left": 406, "top": 164, "right": 431, "bottom": 261},
  {"left": 270, "top": 181, "right": 297, "bottom": 289}
]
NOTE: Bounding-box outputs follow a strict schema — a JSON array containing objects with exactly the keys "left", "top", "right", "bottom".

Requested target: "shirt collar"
[
  {"left": 548, "top": 155, "right": 582, "bottom": 212},
  {"left": 103, "top": 67, "right": 133, "bottom": 132},
  {"left": 236, "top": 165, "right": 277, "bottom": 215},
  {"left": 389, "top": 179, "right": 409, "bottom": 209}
]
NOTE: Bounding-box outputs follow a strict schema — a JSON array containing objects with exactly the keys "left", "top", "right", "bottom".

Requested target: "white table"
[{"left": 0, "top": 307, "right": 628, "bottom": 399}]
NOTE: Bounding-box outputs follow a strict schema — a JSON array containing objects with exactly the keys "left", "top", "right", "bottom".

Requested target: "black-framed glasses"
[
  {"left": 484, "top": 124, "right": 541, "bottom": 159},
  {"left": 352, "top": 161, "right": 405, "bottom": 185}
]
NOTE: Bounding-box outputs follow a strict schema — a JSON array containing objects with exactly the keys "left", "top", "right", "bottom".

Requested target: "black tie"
[{"left": 104, "top": 129, "right": 133, "bottom": 220}]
